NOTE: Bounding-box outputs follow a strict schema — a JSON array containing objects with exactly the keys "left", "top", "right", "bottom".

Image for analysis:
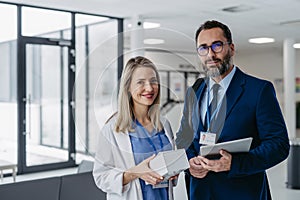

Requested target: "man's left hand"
[{"left": 198, "top": 150, "right": 232, "bottom": 172}]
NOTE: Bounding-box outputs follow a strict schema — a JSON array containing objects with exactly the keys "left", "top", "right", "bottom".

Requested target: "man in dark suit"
[{"left": 176, "top": 20, "right": 290, "bottom": 200}]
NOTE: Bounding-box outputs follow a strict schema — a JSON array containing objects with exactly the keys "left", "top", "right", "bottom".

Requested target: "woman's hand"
[
  {"left": 123, "top": 154, "right": 163, "bottom": 186},
  {"left": 169, "top": 174, "right": 179, "bottom": 181}
]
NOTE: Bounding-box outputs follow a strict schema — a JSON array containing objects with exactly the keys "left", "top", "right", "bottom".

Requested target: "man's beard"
[{"left": 202, "top": 52, "right": 232, "bottom": 78}]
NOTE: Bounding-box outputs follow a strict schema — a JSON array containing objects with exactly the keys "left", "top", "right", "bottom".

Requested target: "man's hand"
[
  {"left": 189, "top": 157, "right": 209, "bottom": 178},
  {"left": 199, "top": 150, "right": 232, "bottom": 172}
]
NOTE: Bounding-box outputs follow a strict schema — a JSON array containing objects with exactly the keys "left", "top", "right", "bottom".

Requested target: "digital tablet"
[{"left": 200, "top": 137, "right": 253, "bottom": 156}]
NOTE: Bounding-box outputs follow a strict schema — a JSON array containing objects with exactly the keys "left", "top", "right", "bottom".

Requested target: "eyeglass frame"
[{"left": 196, "top": 41, "right": 231, "bottom": 56}]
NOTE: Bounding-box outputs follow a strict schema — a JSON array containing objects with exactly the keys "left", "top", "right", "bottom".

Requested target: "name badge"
[{"left": 199, "top": 132, "right": 216, "bottom": 145}]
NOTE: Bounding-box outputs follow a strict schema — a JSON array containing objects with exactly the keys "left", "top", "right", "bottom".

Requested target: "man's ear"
[{"left": 230, "top": 43, "right": 235, "bottom": 57}]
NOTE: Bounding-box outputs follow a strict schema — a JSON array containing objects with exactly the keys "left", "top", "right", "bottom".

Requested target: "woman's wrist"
[{"left": 123, "top": 169, "right": 138, "bottom": 185}]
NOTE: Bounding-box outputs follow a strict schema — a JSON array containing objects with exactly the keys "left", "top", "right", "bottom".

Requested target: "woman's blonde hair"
[{"left": 115, "top": 56, "right": 162, "bottom": 133}]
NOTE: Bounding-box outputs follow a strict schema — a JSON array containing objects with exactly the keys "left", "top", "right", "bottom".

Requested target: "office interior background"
[{"left": 0, "top": 0, "right": 300, "bottom": 199}]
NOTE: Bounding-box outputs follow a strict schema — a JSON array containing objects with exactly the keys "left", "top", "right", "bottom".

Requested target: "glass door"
[{"left": 18, "top": 38, "right": 76, "bottom": 173}]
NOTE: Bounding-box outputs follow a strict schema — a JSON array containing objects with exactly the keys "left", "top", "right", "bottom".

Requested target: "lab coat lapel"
[{"left": 114, "top": 130, "right": 136, "bottom": 168}]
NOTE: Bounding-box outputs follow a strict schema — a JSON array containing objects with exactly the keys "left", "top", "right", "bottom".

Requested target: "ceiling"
[{"left": 5, "top": 0, "right": 300, "bottom": 53}]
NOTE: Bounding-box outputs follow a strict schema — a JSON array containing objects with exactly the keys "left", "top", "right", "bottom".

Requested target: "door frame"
[{"left": 17, "top": 7, "right": 76, "bottom": 174}]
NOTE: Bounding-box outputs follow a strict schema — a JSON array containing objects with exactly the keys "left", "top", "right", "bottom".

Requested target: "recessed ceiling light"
[
  {"left": 248, "top": 37, "right": 275, "bottom": 44},
  {"left": 144, "top": 39, "right": 165, "bottom": 45},
  {"left": 293, "top": 43, "right": 300, "bottom": 49},
  {"left": 143, "top": 22, "right": 160, "bottom": 29}
]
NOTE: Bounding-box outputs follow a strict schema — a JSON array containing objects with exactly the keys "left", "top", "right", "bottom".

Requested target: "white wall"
[{"left": 235, "top": 48, "right": 300, "bottom": 104}]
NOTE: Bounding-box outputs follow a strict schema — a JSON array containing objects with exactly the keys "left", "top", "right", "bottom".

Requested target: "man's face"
[{"left": 196, "top": 27, "right": 234, "bottom": 78}]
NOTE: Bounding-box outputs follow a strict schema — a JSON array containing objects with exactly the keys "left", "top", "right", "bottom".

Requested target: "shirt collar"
[{"left": 209, "top": 66, "right": 236, "bottom": 91}]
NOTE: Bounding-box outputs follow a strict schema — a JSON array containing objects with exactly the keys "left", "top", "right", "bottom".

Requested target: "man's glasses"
[{"left": 197, "top": 41, "right": 231, "bottom": 56}]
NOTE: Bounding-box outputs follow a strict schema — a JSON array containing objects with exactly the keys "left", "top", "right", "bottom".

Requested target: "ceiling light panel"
[
  {"left": 293, "top": 43, "right": 300, "bottom": 49},
  {"left": 143, "top": 38, "right": 164, "bottom": 45},
  {"left": 248, "top": 37, "right": 275, "bottom": 44}
]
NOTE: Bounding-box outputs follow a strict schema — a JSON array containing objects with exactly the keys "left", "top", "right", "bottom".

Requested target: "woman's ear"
[{"left": 128, "top": 91, "right": 132, "bottom": 98}]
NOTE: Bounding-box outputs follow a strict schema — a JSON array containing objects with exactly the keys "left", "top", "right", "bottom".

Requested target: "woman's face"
[{"left": 129, "top": 66, "right": 159, "bottom": 109}]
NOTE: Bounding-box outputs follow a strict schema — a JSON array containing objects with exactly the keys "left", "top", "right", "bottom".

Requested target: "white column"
[
  {"left": 283, "top": 38, "right": 296, "bottom": 139},
  {"left": 130, "top": 15, "right": 145, "bottom": 57}
]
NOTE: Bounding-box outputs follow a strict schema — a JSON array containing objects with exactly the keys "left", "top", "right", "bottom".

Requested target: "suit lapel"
[
  {"left": 225, "top": 67, "right": 245, "bottom": 118},
  {"left": 213, "top": 68, "right": 245, "bottom": 141},
  {"left": 197, "top": 78, "right": 208, "bottom": 130}
]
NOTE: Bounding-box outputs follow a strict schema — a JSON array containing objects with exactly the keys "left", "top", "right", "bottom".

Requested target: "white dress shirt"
[{"left": 200, "top": 66, "right": 237, "bottom": 125}]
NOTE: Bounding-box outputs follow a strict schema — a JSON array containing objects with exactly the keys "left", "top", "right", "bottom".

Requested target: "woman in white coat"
[{"left": 93, "top": 56, "right": 176, "bottom": 200}]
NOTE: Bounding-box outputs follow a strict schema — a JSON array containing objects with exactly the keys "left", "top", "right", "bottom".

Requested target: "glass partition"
[
  {"left": 22, "top": 6, "right": 71, "bottom": 39},
  {"left": 75, "top": 14, "right": 119, "bottom": 160},
  {"left": 25, "top": 44, "right": 69, "bottom": 166},
  {"left": 0, "top": 3, "right": 17, "bottom": 166},
  {"left": 0, "top": 1, "right": 122, "bottom": 175}
]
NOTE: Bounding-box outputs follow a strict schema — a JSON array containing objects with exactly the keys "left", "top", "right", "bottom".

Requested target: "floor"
[
  {"left": 1, "top": 159, "right": 300, "bottom": 200},
  {"left": 267, "top": 160, "right": 300, "bottom": 200}
]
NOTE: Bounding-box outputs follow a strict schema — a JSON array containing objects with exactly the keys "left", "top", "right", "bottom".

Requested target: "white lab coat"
[{"left": 93, "top": 116, "right": 175, "bottom": 200}]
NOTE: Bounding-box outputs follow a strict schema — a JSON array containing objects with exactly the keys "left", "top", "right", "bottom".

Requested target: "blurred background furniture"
[
  {"left": 0, "top": 160, "right": 17, "bottom": 182},
  {"left": 0, "top": 160, "right": 106, "bottom": 200}
]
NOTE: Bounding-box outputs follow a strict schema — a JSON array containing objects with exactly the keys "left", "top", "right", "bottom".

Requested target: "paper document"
[{"left": 200, "top": 137, "right": 253, "bottom": 156}]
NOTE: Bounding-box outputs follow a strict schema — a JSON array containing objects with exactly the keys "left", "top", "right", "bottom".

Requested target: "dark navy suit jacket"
[{"left": 176, "top": 67, "right": 290, "bottom": 200}]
